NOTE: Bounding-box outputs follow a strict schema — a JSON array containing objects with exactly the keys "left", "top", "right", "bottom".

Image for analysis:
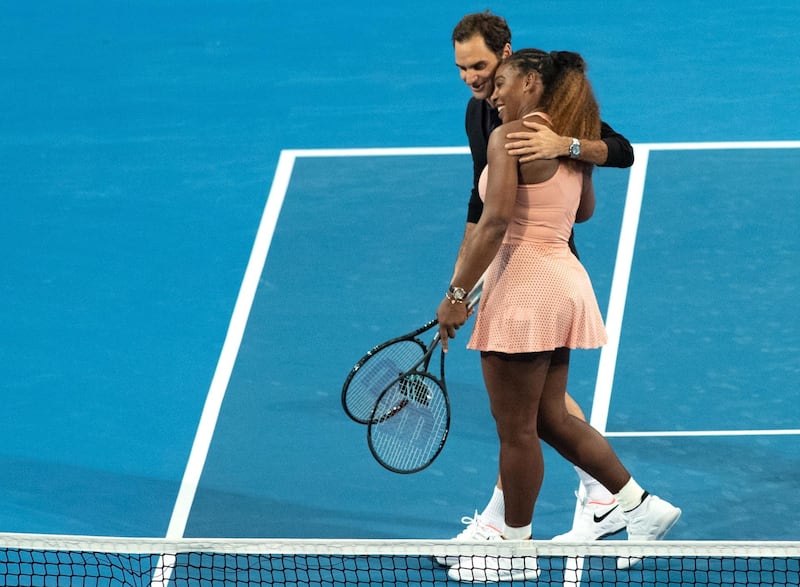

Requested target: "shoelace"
[
  {"left": 456, "top": 511, "right": 501, "bottom": 540},
  {"left": 572, "top": 490, "right": 586, "bottom": 508}
]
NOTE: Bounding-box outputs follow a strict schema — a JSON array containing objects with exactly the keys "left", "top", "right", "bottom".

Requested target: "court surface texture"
[{"left": 2, "top": 1, "right": 799, "bottom": 543}]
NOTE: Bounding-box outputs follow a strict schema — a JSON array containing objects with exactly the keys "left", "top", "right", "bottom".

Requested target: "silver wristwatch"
[{"left": 569, "top": 137, "right": 581, "bottom": 159}]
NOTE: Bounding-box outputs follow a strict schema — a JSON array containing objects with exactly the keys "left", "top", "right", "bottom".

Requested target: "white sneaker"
[
  {"left": 617, "top": 494, "right": 681, "bottom": 570},
  {"left": 447, "top": 552, "right": 540, "bottom": 583},
  {"left": 434, "top": 511, "right": 503, "bottom": 566},
  {"left": 552, "top": 493, "right": 626, "bottom": 541}
]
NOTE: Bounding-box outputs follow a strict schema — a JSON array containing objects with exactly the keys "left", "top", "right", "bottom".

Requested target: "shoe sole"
[
  {"left": 447, "top": 569, "right": 541, "bottom": 582},
  {"left": 598, "top": 525, "right": 626, "bottom": 540},
  {"left": 553, "top": 524, "right": 626, "bottom": 542},
  {"left": 617, "top": 507, "right": 682, "bottom": 570}
]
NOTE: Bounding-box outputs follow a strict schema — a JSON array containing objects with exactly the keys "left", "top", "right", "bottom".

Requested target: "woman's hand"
[{"left": 437, "top": 298, "right": 469, "bottom": 352}]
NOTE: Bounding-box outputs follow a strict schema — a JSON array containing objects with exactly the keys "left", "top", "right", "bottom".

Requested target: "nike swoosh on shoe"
[{"left": 593, "top": 505, "right": 619, "bottom": 523}]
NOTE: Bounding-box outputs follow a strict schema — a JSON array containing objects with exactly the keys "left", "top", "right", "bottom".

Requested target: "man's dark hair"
[{"left": 451, "top": 10, "right": 511, "bottom": 56}]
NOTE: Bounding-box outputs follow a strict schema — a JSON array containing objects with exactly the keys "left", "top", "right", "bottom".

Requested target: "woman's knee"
[{"left": 537, "top": 406, "right": 573, "bottom": 443}]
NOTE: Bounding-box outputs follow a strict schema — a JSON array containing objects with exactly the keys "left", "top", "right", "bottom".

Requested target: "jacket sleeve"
[
  {"left": 465, "top": 99, "right": 488, "bottom": 223},
  {"left": 599, "top": 121, "right": 634, "bottom": 168}
]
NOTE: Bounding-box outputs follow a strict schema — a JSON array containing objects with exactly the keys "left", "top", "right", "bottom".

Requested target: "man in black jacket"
[{"left": 442, "top": 10, "right": 635, "bottom": 550}]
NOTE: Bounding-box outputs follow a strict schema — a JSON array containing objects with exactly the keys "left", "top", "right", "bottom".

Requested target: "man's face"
[{"left": 454, "top": 35, "right": 506, "bottom": 101}]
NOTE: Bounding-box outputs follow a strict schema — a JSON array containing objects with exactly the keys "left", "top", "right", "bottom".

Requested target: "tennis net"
[{"left": 0, "top": 532, "right": 798, "bottom": 586}]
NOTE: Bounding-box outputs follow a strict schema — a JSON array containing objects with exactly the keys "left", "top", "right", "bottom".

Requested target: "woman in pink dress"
[{"left": 437, "top": 49, "right": 680, "bottom": 583}]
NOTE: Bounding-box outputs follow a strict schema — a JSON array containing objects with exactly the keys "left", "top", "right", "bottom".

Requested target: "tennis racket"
[
  {"left": 366, "top": 335, "right": 449, "bottom": 473},
  {"left": 364, "top": 280, "right": 483, "bottom": 474},
  {"left": 341, "top": 279, "right": 483, "bottom": 425}
]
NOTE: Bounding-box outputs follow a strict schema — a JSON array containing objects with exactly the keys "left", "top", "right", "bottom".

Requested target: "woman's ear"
[{"left": 523, "top": 71, "right": 539, "bottom": 93}]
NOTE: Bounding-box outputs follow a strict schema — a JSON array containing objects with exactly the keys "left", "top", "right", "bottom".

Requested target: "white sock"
[
  {"left": 575, "top": 467, "right": 615, "bottom": 503},
  {"left": 479, "top": 486, "right": 505, "bottom": 529},
  {"left": 613, "top": 478, "right": 646, "bottom": 512},
  {"left": 503, "top": 523, "right": 532, "bottom": 540}
]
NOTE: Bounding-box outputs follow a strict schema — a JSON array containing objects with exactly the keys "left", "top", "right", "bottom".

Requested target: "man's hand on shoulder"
[{"left": 504, "top": 120, "right": 570, "bottom": 163}]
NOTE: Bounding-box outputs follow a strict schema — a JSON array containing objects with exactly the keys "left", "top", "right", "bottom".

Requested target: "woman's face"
[
  {"left": 490, "top": 63, "right": 523, "bottom": 123},
  {"left": 490, "top": 62, "right": 539, "bottom": 123}
]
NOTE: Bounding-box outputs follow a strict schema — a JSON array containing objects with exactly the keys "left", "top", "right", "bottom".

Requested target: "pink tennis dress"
[{"left": 468, "top": 154, "right": 607, "bottom": 354}]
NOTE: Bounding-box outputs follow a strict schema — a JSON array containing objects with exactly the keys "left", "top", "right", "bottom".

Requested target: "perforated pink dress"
[{"left": 467, "top": 144, "right": 607, "bottom": 354}]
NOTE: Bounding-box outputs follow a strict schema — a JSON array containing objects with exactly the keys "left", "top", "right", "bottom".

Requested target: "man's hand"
[{"left": 504, "top": 120, "right": 570, "bottom": 163}]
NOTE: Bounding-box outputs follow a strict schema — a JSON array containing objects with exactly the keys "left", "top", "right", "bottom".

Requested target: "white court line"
[
  {"left": 643, "top": 140, "right": 800, "bottom": 151},
  {"left": 152, "top": 151, "right": 301, "bottom": 586},
  {"left": 282, "top": 146, "right": 469, "bottom": 158},
  {"left": 588, "top": 139, "right": 800, "bottom": 434},
  {"left": 278, "top": 141, "right": 800, "bottom": 158},
  {"left": 574, "top": 139, "right": 799, "bottom": 587},
  {"left": 162, "top": 147, "right": 471, "bottom": 544},
  {"left": 163, "top": 150, "right": 298, "bottom": 543},
  {"left": 164, "top": 140, "right": 800, "bottom": 552},
  {"left": 588, "top": 145, "right": 650, "bottom": 434},
  {"left": 606, "top": 429, "right": 800, "bottom": 438}
]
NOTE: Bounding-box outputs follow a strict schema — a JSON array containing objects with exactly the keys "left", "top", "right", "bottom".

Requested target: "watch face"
[
  {"left": 570, "top": 139, "right": 581, "bottom": 157},
  {"left": 451, "top": 287, "right": 467, "bottom": 300}
]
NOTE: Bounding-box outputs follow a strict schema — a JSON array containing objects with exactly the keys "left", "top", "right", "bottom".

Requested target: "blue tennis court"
[{"left": 2, "top": 0, "right": 799, "bottom": 548}]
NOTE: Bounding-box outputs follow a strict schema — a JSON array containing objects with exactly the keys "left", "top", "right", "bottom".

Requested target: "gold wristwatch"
[{"left": 447, "top": 285, "right": 467, "bottom": 304}]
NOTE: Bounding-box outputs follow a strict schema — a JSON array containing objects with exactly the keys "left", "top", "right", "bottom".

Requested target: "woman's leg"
[
  {"left": 537, "top": 347, "right": 631, "bottom": 493},
  {"left": 480, "top": 351, "right": 550, "bottom": 529}
]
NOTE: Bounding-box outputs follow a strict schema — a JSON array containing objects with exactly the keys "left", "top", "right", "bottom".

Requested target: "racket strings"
[
  {"left": 399, "top": 375, "right": 432, "bottom": 406},
  {"left": 368, "top": 373, "right": 449, "bottom": 473},
  {"left": 343, "top": 339, "right": 426, "bottom": 423}
]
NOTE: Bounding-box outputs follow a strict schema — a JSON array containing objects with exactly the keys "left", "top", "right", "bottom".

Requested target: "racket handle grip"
[{"left": 466, "top": 275, "right": 484, "bottom": 311}]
